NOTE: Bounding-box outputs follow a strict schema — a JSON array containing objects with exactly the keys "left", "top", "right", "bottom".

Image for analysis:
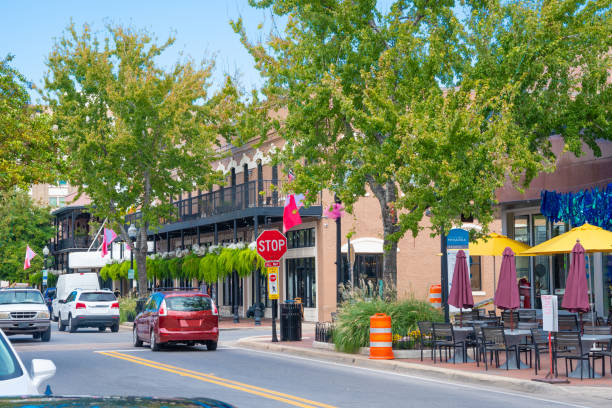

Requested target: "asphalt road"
[{"left": 10, "top": 324, "right": 599, "bottom": 408}]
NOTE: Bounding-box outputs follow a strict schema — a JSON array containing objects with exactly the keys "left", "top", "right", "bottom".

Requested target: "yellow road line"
[{"left": 97, "top": 350, "right": 336, "bottom": 408}]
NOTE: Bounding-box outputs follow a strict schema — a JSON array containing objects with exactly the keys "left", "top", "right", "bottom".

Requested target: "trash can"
[{"left": 280, "top": 302, "right": 302, "bottom": 341}]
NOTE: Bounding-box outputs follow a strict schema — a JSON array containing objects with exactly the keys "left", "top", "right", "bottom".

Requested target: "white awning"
[{"left": 341, "top": 237, "right": 399, "bottom": 254}]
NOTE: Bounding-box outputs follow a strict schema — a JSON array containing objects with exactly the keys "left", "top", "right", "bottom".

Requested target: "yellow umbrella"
[
  {"left": 468, "top": 232, "right": 531, "bottom": 291},
  {"left": 521, "top": 223, "right": 612, "bottom": 255},
  {"left": 469, "top": 232, "right": 531, "bottom": 256}
]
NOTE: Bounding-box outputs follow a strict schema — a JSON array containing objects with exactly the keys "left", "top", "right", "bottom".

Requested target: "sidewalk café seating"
[
  {"left": 417, "top": 321, "right": 435, "bottom": 361},
  {"left": 488, "top": 310, "right": 497, "bottom": 318},
  {"left": 519, "top": 309, "right": 537, "bottom": 322},
  {"left": 558, "top": 315, "right": 579, "bottom": 331},
  {"left": 553, "top": 331, "right": 604, "bottom": 380},
  {"left": 456, "top": 310, "right": 479, "bottom": 325},
  {"left": 501, "top": 310, "right": 519, "bottom": 328},
  {"left": 481, "top": 327, "right": 519, "bottom": 371},
  {"left": 517, "top": 321, "right": 539, "bottom": 330},
  {"left": 529, "top": 328, "right": 551, "bottom": 375},
  {"left": 432, "top": 322, "right": 465, "bottom": 363},
  {"left": 467, "top": 323, "right": 488, "bottom": 367},
  {"left": 583, "top": 326, "right": 612, "bottom": 371}
]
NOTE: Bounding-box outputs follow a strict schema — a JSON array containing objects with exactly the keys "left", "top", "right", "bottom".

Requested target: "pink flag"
[
  {"left": 283, "top": 194, "right": 302, "bottom": 233},
  {"left": 101, "top": 228, "right": 118, "bottom": 257},
  {"left": 324, "top": 203, "right": 344, "bottom": 220},
  {"left": 23, "top": 245, "right": 37, "bottom": 270},
  {"left": 294, "top": 193, "right": 305, "bottom": 208}
]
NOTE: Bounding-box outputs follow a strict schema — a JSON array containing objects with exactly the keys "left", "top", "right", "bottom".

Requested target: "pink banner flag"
[
  {"left": 101, "top": 228, "right": 118, "bottom": 258},
  {"left": 23, "top": 245, "right": 37, "bottom": 270},
  {"left": 283, "top": 194, "right": 302, "bottom": 233}
]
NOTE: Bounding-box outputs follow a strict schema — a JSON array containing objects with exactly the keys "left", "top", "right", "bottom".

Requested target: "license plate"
[
  {"left": 18, "top": 323, "right": 30, "bottom": 329},
  {"left": 180, "top": 319, "right": 200, "bottom": 328},
  {"left": 91, "top": 308, "right": 107, "bottom": 314}
]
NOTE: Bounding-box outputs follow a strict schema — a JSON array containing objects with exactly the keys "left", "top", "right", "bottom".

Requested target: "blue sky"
[{"left": 1, "top": 0, "right": 280, "bottom": 101}]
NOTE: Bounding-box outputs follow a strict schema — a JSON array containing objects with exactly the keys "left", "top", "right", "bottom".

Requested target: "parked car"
[
  {"left": 52, "top": 273, "right": 100, "bottom": 322},
  {"left": 0, "top": 289, "right": 51, "bottom": 341},
  {"left": 0, "top": 329, "right": 56, "bottom": 396},
  {"left": 56, "top": 289, "right": 119, "bottom": 333},
  {"left": 133, "top": 291, "right": 218, "bottom": 351},
  {"left": 43, "top": 287, "right": 56, "bottom": 314}
]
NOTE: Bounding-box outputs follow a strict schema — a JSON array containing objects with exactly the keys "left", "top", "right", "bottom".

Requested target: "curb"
[{"left": 237, "top": 338, "right": 612, "bottom": 404}]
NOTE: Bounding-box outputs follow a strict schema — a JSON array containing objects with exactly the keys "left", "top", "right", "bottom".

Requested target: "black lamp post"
[
  {"left": 128, "top": 224, "right": 138, "bottom": 294},
  {"left": 42, "top": 245, "right": 49, "bottom": 290}
]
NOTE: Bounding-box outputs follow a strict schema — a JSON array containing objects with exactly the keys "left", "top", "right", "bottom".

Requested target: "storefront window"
[
  {"left": 469, "top": 256, "right": 481, "bottom": 291},
  {"left": 287, "top": 228, "right": 315, "bottom": 249},
  {"left": 286, "top": 257, "right": 316, "bottom": 308},
  {"left": 552, "top": 221, "right": 569, "bottom": 306}
]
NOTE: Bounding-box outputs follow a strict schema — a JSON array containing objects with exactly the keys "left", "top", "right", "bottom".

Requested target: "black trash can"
[{"left": 280, "top": 302, "right": 302, "bottom": 341}]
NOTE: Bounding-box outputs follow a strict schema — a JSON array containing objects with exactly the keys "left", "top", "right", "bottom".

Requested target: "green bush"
[
  {"left": 332, "top": 298, "right": 443, "bottom": 353},
  {"left": 119, "top": 296, "right": 138, "bottom": 323}
]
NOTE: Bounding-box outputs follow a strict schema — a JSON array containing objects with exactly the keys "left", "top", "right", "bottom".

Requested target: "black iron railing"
[
  {"left": 125, "top": 179, "right": 321, "bottom": 226},
  {"left": 315, "top": 322, "right": 335, "bottom": 343}
]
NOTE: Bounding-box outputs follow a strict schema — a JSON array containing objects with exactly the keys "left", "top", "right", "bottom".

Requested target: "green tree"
[
  {"left": 0, "top": 190, "right": 54, "bottom": 283},
  {"left": 232, "top": 0, "right": 611, "bottom": 283},
  {"left": 44, "top": 24, "right": 225, "bottom": 294},
  {"left": 0, "top": 55, "right": 63, "bottom": 190}
]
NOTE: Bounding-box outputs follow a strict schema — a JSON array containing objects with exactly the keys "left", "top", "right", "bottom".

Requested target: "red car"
[{"left": 132, "top": 291, "right": 219, "bottom": 351}]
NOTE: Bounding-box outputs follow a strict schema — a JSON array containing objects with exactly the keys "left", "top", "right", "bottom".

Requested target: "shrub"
[
  {"left": 332, "top": 298, "right": 443, "bottom": 353},
  {"left": 119, "top": 296, "right": 138, "bottom": 323}
]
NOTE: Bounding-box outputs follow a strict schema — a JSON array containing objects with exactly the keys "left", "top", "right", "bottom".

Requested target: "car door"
[
  {"left": 138, "top": 296, "right": 155, "bottom": 339},
  {"left": 60, "top": 291, "right": 76, "bottom": 321},
  {"left": 145, "top": 294, "right": 160, "bottom": 335}
]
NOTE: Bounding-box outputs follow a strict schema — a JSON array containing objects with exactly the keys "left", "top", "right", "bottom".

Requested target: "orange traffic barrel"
[
  {"left": 428, "top": 284, "right": 442, "bottom": 308},
  {"left": 369, "top": 313, "right": 394, "bottom": 360}
]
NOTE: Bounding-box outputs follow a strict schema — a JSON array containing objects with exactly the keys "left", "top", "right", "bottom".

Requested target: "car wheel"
[
  {"left": 41, "top": 327, "right": 51, "bottom": 342},
  {"left": 68, "top": 314, "right": 77, "bottom": 333},
  {"left": 206, "top": 341, "right": 217, "bottom": 351},
  {"left": 111, "top": 323, "right": 119, "bottom": 333},
  {"left": 98, "top": 327, "right": 106, "bottom": 332},
  {"left": 150, "top": 330, "right": 160, "bottom": 351},
  {"left": 58, "top": 314, "right": 66, "bottom": 331},
  {"left": 132, "top": 326, "right": 143, "bottom": 347}
]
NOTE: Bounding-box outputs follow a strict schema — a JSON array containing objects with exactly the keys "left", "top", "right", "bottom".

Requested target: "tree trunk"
[
  {"left": 367, "top": 178, "right": 399, "bottom": 289},
  {"left": 136, "top": 221, "right": 149, "bottom": 297}
]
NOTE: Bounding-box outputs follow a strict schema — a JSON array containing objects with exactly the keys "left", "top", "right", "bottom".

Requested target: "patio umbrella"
[
  {"left": 521, "top": 223, "right": 612, "bottom": 255},
  {"left": 562, "top": 241, "right": 590, "bottom": 331},
  {"left": 494, "top": 247, "right": 520, "bottom": 329},
  {"left": 448, "top": 250, "right": 474, "bottom": 326},
  {"left": 469, "top": 232, "right": 531, "bottom": 290}
]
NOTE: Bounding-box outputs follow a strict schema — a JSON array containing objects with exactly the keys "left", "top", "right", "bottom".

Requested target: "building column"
[
  {"left": 233, "top": 219, "right": 239, "bottom": 323},
  {"left": 254, "top": 216, "right": 262, "bottom": 325}
]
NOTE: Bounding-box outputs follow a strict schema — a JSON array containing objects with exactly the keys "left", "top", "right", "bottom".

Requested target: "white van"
[{"left": 51, "top": 273, "right": 100, "bottom": 321}]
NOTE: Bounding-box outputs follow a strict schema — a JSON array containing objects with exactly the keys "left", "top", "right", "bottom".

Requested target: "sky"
[{"left": 1, "top": 0, "right": 282, "bottom": 101}]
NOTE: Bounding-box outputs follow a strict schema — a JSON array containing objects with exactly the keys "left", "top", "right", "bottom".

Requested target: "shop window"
[
  {"left": 287, "top": 228, "right": 315, "bottom": 249},
  {"left": 342, "top": 253, "right": 383, "bottom": 293},
  {"left": 286, "top": 257, "right": 316, "bottom": 308},
  {"left": 58, "top": 197, "right": 66, "bottom": 207},
  {"left": 49, "top": 197, "right": 57, "bottom": 206},
  {"left": 469, "top": 256, "right": 481, "bottom": 291}
]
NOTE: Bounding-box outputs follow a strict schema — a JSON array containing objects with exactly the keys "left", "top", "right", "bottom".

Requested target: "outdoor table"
[
  {"left": 567, "top": 334, "right": 612, "bottom": 379},
  {"left": 452, "top": 326, "right": 476, "bottom": 363},
  {"left": 499, "top": 329, "right": 531, "bottom": 370}
]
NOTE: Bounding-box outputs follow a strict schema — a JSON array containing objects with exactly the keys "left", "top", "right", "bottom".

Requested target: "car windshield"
[
  {"left": 165, "top": 296, "right": 211, "bottom": 312},
  {"left": 0, "top": 334, "right": 23, "bottom": 381},
  {"left": 0, "top": 291, "right": 44, "bottom": 304},
  {"left": 79, "top": 292, "right": 116, "bottom": 302}
]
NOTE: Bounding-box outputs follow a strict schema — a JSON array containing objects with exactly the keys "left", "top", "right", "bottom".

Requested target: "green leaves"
[{"left": 0, "top": 56, "right": 63, "bottom": 191}]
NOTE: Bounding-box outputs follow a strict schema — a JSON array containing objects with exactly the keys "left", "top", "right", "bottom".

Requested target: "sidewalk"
[{"left": 237, "top": 334, "right": 612, "bottom": 406}]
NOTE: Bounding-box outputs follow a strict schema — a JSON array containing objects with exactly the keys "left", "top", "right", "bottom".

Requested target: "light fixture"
[
  {"left": 128, "top": 224, "right": 138, "bottom": 241},
  {"left": 42, "top": 246, "right": 50, "bottom": 257}
]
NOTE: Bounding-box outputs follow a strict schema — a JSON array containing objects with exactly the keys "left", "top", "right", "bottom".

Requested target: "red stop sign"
[
  {"left": 269, "top": 274, "right": 277, "bottom": 282},
  {"left": 256, "top": 230, "right": 287, "bottom": 261}
]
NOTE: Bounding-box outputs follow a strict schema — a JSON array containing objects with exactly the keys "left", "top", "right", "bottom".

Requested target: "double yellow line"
[{"left": 97, "top": 350, "right": 336, "bottom": 408}]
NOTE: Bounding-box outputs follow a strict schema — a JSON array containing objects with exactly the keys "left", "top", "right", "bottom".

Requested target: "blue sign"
[
  {"left": 446, "top": 228, "right": 469, "bottom": 249},
  {"left": 128, "top": 269, "right": 135, "bottom": 279},
  {"left": 42, "top": 270, "right": 48, "bottom": 285}
]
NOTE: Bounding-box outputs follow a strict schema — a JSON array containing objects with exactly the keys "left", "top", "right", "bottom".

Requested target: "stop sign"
[{"left": 256, "top": 230, "right": 287, "bottom": 261}]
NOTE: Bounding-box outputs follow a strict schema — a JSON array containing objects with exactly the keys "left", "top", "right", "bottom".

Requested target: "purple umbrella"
[
  {"left": 494, "top": 247, "right": 520, "bottom": 329},
  {"left": 562, "top": 241, "right": 589, "bottom": 330},
  {"left": 448, "top": 250, "right": 474, "bottom": 326}
]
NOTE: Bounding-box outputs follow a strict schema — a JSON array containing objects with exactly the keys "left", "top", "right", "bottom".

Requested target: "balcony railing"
[
  {"left": 125, "top": 179, "right": 321, "bottom": 226},
  {"left": 54, "top": 236, "right": 98, "bottom": 251}
]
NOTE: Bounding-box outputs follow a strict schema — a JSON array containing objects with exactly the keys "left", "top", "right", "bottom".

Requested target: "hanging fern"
[
  {"left": 182, "top": 254, "right": 200, "bottom": 279},
  {"left": 100, "top": 265, "right": 109, "bottom": 280},
  {"left": 146, "top": 257, "right": 158, "bottom": 280},
  {"left": 199, "top": 253, "right": 220, "bottom": 284},
  {"left": 235, "top": 248, "right": 264, "bottom": 277},
  {"left": 158, "top": 258, "right": 170, "bottom": 279},
  {"left": 107, "top": 263, "right": 121, "bottom": 280},
  {"left": 217, "top": 248, "right": 237, "bottom": 279},
  {"left": 168, "top": 258, "right": 183, "bottom": 279}
]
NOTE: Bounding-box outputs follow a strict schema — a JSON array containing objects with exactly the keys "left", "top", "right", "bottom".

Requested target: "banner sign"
[
  {"left": 268, "top": 267, "right": 279, "bottom": 300},
  {"left": 542, "top": 295, "right": 558, "bottom": 332},
  {"left": 447, "top": 228, "right": 470, "bottom": 313}
]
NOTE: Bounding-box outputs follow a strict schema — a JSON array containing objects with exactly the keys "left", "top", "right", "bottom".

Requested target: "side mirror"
[{"left": 30, "top": 359, "right": 56, "bottom": 391}]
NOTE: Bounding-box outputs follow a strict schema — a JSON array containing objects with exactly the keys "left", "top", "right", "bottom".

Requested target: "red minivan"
[{"left": 132, "top": 291, "right": 219, "bottom": 351}]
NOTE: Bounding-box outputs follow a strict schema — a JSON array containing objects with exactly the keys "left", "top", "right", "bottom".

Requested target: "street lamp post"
[
  {"left": 42, "top": 245, "right": 49, "bottom": 291},
  {"left": 128, "top": 224, "right": 138, "bottom": 294}
]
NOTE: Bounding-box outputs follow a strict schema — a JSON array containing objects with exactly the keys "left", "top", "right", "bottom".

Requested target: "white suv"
[
  {"left": 57, "top": 289, "right": 120, "bottom": 333},
  {"left": 0, "top": 289, "right": 51, "bottom": 341}
]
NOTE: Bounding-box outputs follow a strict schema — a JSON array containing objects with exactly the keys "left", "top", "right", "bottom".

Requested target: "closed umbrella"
[
  {"left": 469, "top": 232, "right": 531, "bottom": 291},
  {"left": 562, "top": 241, "right": 590, "bottom": 331},
  {"left": 448, "top": 250, "right": 474, "bottom": 326},
  {"left": 494, "top": 247, "right": 520, "bottom": 329}
]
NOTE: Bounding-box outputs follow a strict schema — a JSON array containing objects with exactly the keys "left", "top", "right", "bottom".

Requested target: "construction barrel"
[{"left": 369, "top": 313, "right": 394, "bottom": 360}]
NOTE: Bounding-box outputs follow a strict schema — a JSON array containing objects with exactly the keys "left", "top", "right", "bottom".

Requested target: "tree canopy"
[
  {"left": 0, "top": 55, "right": 63, "bottom": 191},
  {"left": 44, "top": 24, "right": 227, "bottom": 293},
  {"left": 0, "top": 190, "right": 54, "bottom": 283},
  {"left": 232, "top": 0, "right": 611, "bottom": 282}
]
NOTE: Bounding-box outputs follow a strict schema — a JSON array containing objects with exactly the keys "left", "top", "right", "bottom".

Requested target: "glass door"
[{"left": 532, "top": 215, "right": 549, "bottom": 309}]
